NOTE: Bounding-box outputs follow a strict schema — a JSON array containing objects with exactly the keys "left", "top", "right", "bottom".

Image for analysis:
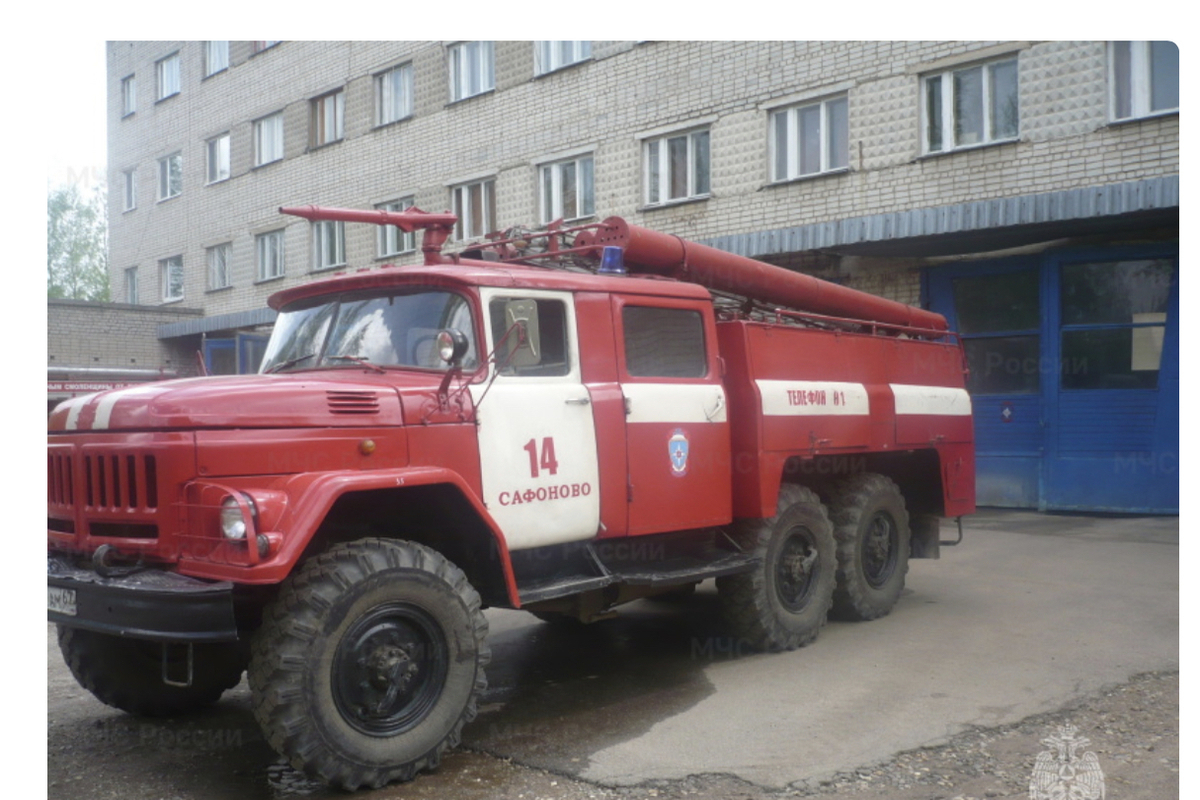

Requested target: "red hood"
[{"left": 47, "top": 373, "right": 424, "bottom": 432}]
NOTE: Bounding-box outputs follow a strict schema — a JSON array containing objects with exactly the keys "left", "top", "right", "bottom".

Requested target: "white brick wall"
[{"left": 107, "top": 41, "right": 1178, "bottom": 318}]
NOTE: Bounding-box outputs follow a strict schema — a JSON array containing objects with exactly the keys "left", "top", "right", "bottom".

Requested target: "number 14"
[{"left": 523, "top": 437, "right": 559, "bottom": 478}]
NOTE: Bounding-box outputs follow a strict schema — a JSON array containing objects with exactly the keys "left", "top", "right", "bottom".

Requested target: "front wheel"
[
  {"left": 248, "top": 539, "right": 489, "bottom": 790},
  {"left": 716, "top": 484, "right": 836, "bottom": 652},
  {"left": 57, "top": 626, "right": 247, "bottom": 716}
]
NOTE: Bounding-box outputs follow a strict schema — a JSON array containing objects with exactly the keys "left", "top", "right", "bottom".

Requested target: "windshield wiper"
[
  {"left": 327, "top": 355, "right": 387, "bottom": 374},
  {"left": 264, "top": 353, "right": 315, "bottom": 374}
]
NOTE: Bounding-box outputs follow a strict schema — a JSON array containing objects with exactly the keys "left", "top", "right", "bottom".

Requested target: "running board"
[{"left": 515, "top": 538, "right": 759, "bottom": 606}]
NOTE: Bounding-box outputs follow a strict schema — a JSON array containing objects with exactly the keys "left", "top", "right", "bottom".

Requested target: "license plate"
[{"left": 48, "top": 586, "right": 77, "bottom": 616}]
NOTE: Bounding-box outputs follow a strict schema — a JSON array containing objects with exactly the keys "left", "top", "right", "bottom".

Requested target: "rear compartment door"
[{"left": 614, "top": 296, "right": 732, "bottom": 535}]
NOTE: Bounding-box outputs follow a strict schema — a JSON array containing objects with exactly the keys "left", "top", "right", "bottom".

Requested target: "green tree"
[{"left": 48, "top": 184, "right": 110, "bottom": 301}]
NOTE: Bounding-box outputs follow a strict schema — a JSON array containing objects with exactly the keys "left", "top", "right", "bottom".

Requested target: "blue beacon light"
[{"left": 598, "top": 245, "right": 626, "bottom": 274}]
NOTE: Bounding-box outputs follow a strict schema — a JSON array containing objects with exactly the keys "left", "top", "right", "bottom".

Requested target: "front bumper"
[{"left": 48, "top": 555, "right": 239, "bottom": 642}]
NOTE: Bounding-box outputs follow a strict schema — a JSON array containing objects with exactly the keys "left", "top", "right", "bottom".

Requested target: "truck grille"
[{"left": 82, "top": 452, "right": 159, "bottom": 512}]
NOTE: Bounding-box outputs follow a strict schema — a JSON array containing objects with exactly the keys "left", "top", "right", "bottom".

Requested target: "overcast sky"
[{"left": 46, "top": 41, "right": 108, "bottom": 192}]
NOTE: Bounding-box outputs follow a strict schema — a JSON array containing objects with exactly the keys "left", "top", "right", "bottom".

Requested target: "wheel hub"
[
  {"left": 862, "top": 512, "right": 898, "bottom": 588},
  {"left": 332, "top": 603, "right": 448, "bottom": 736},
  {"left": 775, "top": 528, "right": 819, "bottom": 611}
]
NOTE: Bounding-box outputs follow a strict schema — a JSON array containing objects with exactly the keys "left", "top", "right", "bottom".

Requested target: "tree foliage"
[{"left": 48, "top": 184, "right": 110, "bottom": 301}]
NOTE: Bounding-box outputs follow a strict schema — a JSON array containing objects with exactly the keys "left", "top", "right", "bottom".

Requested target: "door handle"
[{"left": 565, "top": 396, "right": 591, "bottom": 405}]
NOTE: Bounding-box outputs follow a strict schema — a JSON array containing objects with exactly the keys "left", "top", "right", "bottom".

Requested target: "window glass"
[
  {"left": 1060, "top": 260, "right": 1172, "bottom": 325},
  {"left": 623, "top": 306, "right": 706, "bottom": 378},
  {"left": 489, "top": 298, "right": 570, "bottom": 377},
  {"left": 1150, "top": 41, "right": 1179, "bottom": 112},
  {"left": 952, "top": 270, "right": 1039, "bottom": 334},
  {"left": 964, "top": 336, "right": 1041, "bottom": 394},
  {"left": 1061, "top": 328, "right": 1161, "bottom": 390}
]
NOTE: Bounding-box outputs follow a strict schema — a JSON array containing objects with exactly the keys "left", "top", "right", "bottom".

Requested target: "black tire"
[
  {"left": 56, "top": 626, "right": 247, "bottom": 716},
  {"left": 716, "top": 484, "right": 836, "bottom": 652},
  {"left": 827, "top": 473, "right": 910, "bottom": 621},
  {"left": 248, "top": 539, "right": 489, "bottom": 790}
]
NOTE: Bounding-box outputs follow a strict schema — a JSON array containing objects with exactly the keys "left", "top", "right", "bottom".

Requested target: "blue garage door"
[{"left": 927, "top": 245, "right": 1177, "bottom": 513}]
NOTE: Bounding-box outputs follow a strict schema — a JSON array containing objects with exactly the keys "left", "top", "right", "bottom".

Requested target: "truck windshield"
[{"left": 260, "top": 290, "right": 478, "bottom": 373}]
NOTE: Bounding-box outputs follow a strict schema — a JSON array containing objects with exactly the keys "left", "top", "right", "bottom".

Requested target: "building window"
[
  {"left": 539, "top": 154, "right": 594, "bottom": 223},
  {"left": 770, "top": 95, "right": 849, "bottom": 182},
  {"left": 377, "top": 198, "right": 416, "bottom": 257},
  {"left": 1110, "top": 41, "right": 1178, "bottom": 121},
  {"left": 254, "top": 112, "right": 284, "bottom": 166},
  {"left": 157, "top": 152, "right": 181, "bottom": 200},
  {"left": 534, "top": 41, "right": 591, "bottom": 75},
  {"left": 251, "top": 41, "right": 281, "bottom": 54},
  {"left": 923, "top": 57, "right": 1019, "bottom": 153},
  {"left": 124, "top": 267, "right": 139, "bottom": 305},
  {"left": 375, "top": 63, "right": 414, "bottom": 126},
  {"left": 312, "top": 220, "right": 346, "bottom": 271},
  {"left": 204, "top": 41, "right": 229, "bottom": 77},
  {"left": 310, "top": 89, "right": 345, "bottom": 148},
  {"left": 122, "top": 169, "right": 137, "bottom": 211},
  {"left": 156, "top": 52, "right": 180, "bottom": 100},
  {"left": 121, "top": 75, "right": 136, "bottom": 116},
  {"left": 160, "top": 256, "right": 183, "bottom": 302},
  {"left": 644, "top": 128, "right": 710, "bottom": 206},
  {"left": 206, "top": 133, "right": 230, "bottom": 184},
  {"left": 207, "top": 243, "right": 232, "bottom": 290},
  {"left": 451, "top": 178, "right": 496, "bottom": 240},
  {"left": 256, "top": 230, "right": 285, "bottom": 281},
  {"left": 448, "top": 41, "right": 494, "bottom": 102}
]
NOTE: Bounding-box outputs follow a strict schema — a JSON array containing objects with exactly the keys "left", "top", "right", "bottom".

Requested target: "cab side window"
[
  {"left": 488, "top": 297, "right": 570, "bottom": 377},
  {"left": 622, "top": 306, "right": 707, "bottom": 378}
]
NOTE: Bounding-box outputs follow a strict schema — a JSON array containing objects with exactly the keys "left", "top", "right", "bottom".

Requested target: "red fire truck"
[{"left": 48, "top": 206, "right": 973, "bottom": 789}]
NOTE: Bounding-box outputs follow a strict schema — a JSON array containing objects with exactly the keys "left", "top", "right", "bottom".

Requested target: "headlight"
[{"left": 220, "top": 496, "right": 249, "bottom": 540}]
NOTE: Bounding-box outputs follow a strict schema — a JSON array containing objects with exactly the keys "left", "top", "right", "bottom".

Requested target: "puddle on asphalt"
[{"left": 50, "top": 591, "right": 732, "bottom": 799}]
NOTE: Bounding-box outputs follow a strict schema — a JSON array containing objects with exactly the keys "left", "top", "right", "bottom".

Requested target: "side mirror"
[{"left": 436, "top": 329, "right": 471, "bottom": 367}]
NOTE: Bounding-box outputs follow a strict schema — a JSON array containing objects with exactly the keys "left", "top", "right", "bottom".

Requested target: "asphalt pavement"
[{"left": 47, "top": 509, "right": 1179, "bottom": 798}]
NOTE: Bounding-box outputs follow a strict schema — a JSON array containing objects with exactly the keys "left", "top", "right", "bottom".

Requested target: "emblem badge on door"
[{"left": 669, "top": 429, "right": 689, "bottom": 477}]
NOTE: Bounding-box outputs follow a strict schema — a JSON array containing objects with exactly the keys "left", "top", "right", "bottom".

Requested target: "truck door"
[
  {"left": 470, "top": 289, "right": 601, "bottom": 550},
  {"left": 615, "top": 296, "right": 732, "bottom": 535}
]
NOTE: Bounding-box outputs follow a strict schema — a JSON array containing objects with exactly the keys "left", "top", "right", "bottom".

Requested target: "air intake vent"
[{"left": 327, "top": 390, "right": 380, "bottom": 415}]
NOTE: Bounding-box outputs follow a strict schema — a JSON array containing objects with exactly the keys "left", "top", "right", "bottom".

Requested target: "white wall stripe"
[
  {"left": 890, "top": 384, "right": 972, "bottom": 416},
  {"left": 757, "top": 380, "right": 870, "bottom": 416}
]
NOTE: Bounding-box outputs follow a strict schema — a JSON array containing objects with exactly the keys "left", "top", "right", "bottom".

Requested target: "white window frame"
[
  {"left": 204, "top": 41, "right": 229, "bottom": 77},
  {"left": 122, "top": 169, "right": 137, "bottom": 211},
  {"left": 156, "top": 52, "right": 180, "bottom": 100},
  {"left": 121, "top": 75, "right": 136, "bottom": 116},
  {"left": 375, "top": 63, "right": 414, "bottom": 126},
  {"left": 157, "top": 152, "right": 182, "bottom": 201},
  {"left": 252, "top": 41, "right": 281, "bottom": 54},
  {"left": 206, "top": 133, "right": 230, "bottom": 184},
  {"left": 160, "top": 256, "right": 183, "bottom": 303},
  {"left": 922, "top": 56, "right": 1019, "bottom": 154},
  {"left": 377, "top": 197, "right": 416, "bottom": 257},
  {"left": 534, "top": 41, "right": 591, "bottom": 76},
  {"left": 538, "top": 154, "right": 594, "bottom": 223},
  {"left": 124, "top": 266, "right": 139, "bottom": 305},
  {"left": 312, "top": 220, "right": 346, "bottom": 271},
  {"left": 256, "top": 230, "right": 286, "bottom": 281},
  {"left": 207, "top": 243, "right": 232, "bottom": 290},
  {"left": 310, "top": 89, "right": 345, "bottom": 147},
  {"left": 769, "top": 94, "right": 849, "bottom": 182},
  {"left": 448, "top": 41, "right": 494, "bottom": 102},
  {"left": 1109, "top": 41, "right": 1179, "bottom": 121},
  {"left": 643, "top": 128, "right": 711, "bottom": 207},
  {"left": 254, "top": 112, "right": 284, "bottom": 166},
  {"left": 451, "top": 178, "right": 496, "bottom": 241}
]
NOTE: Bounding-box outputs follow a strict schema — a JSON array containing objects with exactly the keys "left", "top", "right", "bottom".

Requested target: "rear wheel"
[
  {"left": 57, "top": 626, "right": 247, "bottom": 716},
  {"left": 248, "top": 539, "right": 489, "bottom": 790},
  {"left": 827, "top": 473, "right": 910, "bottom": 621},
  {"left": 716, "top": 484, "right": 836, "bottom": 651}
]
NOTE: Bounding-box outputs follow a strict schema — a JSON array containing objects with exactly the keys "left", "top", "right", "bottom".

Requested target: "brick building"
[{"left": 101, "top": 40, "right": 1178, "bottom": 512}]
